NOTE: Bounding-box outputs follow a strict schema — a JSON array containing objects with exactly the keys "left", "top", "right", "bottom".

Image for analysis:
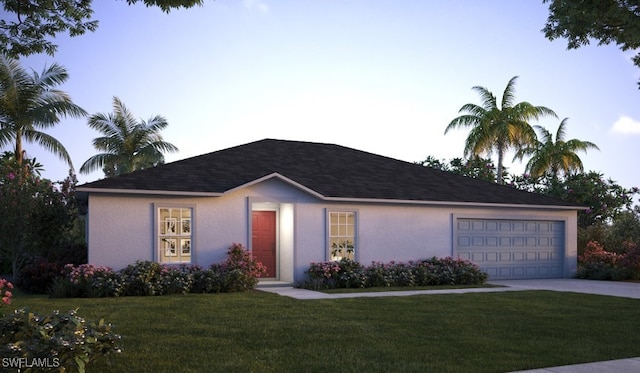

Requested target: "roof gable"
[{"left": 78, "top": 138, "right": 579, "bottom": 208}]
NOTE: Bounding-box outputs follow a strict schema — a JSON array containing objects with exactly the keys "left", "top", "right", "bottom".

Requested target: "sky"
[{"left": 4, "top": 0, "right": 640, "bottom": 197}]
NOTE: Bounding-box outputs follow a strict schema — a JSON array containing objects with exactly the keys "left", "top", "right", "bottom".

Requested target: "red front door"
[{"left": 252, "top": 211, "right": 276, "bottom": 278}]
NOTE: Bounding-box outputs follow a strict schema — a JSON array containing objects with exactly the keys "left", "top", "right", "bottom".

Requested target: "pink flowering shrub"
[
  {"left": 300, "top": 256, "right": 486, "bottom": 290},
  {"left": 51, "top": 243, "right": 267, "bottom": 297},
  {"left": 1, "top": 278, "right": 13, "bottom": 313},
  {"left": 577, "top": 241, "right": 627, "bottom": 280},
  {"left": 221, "top": 243, "right": 268, "bottom": 292},
  {"left": 578, "top": 240, "right": 640, "bottom": 280},
  {"left": 52, "top": 264, "right": 125, "bottom": 298}
]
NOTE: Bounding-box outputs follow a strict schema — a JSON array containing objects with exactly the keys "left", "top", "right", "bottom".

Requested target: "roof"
[{"left": 77, "top": 138, "right": 580, "bottom": 208}]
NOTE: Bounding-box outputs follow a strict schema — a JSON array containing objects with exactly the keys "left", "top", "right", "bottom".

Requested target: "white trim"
[{"left": 78, "top": 187, "right": 222, "bottom": 197}]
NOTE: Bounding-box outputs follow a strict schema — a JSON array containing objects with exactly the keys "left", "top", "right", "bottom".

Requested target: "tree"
[
  {"left": 445, "top": 76, "right": 557, "bottom": 184},
  {"left": 418, "top": 155, "right": 500, "bottom": 183},
  {"left": 0, "top": 0, "right": 204, "bottom": 58},
  {"left": 0, "top": 54, "right": 86, "bottom": 179},
  {"left": 514, "top": 118, "right": 599, "bottom": 179},
  {"left": 542, "top": 0, "right": 640, "bottom": 88},
  {"left": 80, "top": 96, "right": 178, "bottom": 177},
  {"left": 0, "top": 152, "right": 81, "bottom": 277}
]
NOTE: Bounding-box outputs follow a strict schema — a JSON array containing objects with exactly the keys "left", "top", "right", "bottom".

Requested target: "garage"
[{"left": 454, "top": 218, "right": 565, "bottom": 280}]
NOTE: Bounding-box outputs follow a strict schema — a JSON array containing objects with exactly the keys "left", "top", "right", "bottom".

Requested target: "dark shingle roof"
[{"left": 78, "top": 138, "right": 578, "bottom": 207}]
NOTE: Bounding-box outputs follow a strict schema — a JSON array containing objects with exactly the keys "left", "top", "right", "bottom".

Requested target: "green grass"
[{"left": 5, "top": 290, "right": 640, "bottom": 372}]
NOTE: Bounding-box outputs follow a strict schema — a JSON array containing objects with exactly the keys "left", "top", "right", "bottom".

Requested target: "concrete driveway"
[{"left": 488, "top": 278, "right": 640, "bottom": 299}]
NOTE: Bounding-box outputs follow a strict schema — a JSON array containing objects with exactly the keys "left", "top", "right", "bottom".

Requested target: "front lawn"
[{"left": 5, "top": 290, "right": 640, "bottom": 372}]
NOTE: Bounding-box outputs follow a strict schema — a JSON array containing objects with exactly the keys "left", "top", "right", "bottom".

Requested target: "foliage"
[
  {"left": 603, "top": 210, "right": 640, "bottom": 253},
  {"left": 542, "top": 0, "right": 640, "bottom": 88},
  {"left": 418, "top": 155, "right": 500, "bottom": 182},
  {"left": 513, "top": 118, "right": 599, "bottom": 179},
  {"left": 51, "top": 264, "right": 125, "bottom": 298},
  {"left": 221, "top": 243, "right": 268, "bottom": 292},
  {"left": 15, "top": 259, "right": 64, "bottom": 294},
  {"left": 80, "top": 96, "right": 178, "bottom": 177},
  {"left": 0, "top": 153, "right": 84, "bottom": 278},
  {"left": 0, "top": 278, "right": 13, "bottom": 314},
  {"left": 300, "top": 257, "right": 487, "bottom": 290},
  {"left": 576, "top": 240, "right": 640, "bottom": 281},
  {"left": 48, "top": 244, "right": 266, "bottom": 297},
  {"left": 445, "top": 76, "right": 556, "bottom": 184},
  {"left": 0, "top": 55, "right": 86, "bottom": 172},
  {"left": 0, "top": 308, "right": 122, "bottom": 373},
  {"left": 510, "top": 171, "right": 638, "bottom": 228},
  {"left": 0, "top": 0, "right": 203, "bottom": 57}
]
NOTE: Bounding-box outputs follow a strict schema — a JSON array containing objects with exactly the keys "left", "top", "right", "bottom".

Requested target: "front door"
[{"left": 252, "top": 211, "right": 276, "bottom": 278}]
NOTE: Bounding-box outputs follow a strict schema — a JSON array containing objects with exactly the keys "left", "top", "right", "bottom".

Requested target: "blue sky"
[{"left": 7, "top": 0, "right": 640, "bottom": 195}]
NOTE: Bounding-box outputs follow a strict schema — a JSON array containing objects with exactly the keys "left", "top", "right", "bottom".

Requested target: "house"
[{"left": 77, "top": 138, "right": 581, "bottom": 282}]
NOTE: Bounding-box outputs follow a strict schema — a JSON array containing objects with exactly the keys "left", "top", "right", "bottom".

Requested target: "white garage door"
[{"left": 455, "top": 218, "right": 565, "bottom": 280}]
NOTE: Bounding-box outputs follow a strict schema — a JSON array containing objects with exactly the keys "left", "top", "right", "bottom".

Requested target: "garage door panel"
[{"left": 455, "top": 218, "right": 565, "bottom": 280}]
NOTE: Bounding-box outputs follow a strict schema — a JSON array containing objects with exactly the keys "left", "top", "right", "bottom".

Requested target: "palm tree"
[
  {"left": 514, "top": 118, "right": 599, "bottom": 180},
  {"left": 80, "top": 97, "right": 178, "bottom": 177},
  {"left": 0, "top": 54, "right": 87, "bottom": 178},
  {"left": 444, "top": 76, "right": 557, "bottom": 184}
]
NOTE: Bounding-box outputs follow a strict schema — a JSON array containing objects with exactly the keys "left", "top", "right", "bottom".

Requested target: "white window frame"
[
  {"left": 327, "top": 210, "right": 358, "bottom": 261},
  {"left": 156, "top": 206, "right": 194, "bottom": 264}
]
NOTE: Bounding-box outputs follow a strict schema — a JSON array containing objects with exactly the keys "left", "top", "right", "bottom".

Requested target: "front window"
[
  {"left": 328, "top": 211, "right": 356, "bottom": 261},
  {"left": 158, "top": 207, "right": 192, "bottom": 263}
]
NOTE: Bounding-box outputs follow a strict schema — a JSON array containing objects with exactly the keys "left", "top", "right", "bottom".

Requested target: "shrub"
[
  {"left": 51, "top": 264, "right": 125, "bottom": 298},
  {"left": 0, "top": 308, "right": 122, "bottom": 372},
  {"left": 191, "top": 265, "right": 225, "bottom": 293},
  {"left": 299, "top": 257, "right": 487, "bottom": 290},
  {"left": 577, "top": 241, "right": 628, "bottom": 280},
  {"left": 221, "top": 243, "right": 267, "bottom": 292},
  {"left": 619, "top": 242, "right": 640, "bottom": 280},
  {"left": 15, "top": 257, "right": 63, "bottom": 294},
  {"left": 118, "top": 261, "right": 166, "bottom": 296},
  {"left": 1, "top": 278, "right": 13, "bottom": 314}
]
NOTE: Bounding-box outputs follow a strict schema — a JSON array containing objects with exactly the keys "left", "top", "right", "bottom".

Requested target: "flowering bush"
[
  {"left": 577, "top": 241, "right": 628, "bottom": 280},
  {"left": 578, "top": 240, "right": 640, "bottom": 280},
  {"left": 0, "top": 308, "right": 122, "bottom": 372},
  {"left": 51, "top": 264, "right": 125, "bottom": 298},
  {"left": 221, "top": 243, "right": 268, "bottom": 292},
  {"left": 299, "top": 257, "right": 487, "bottom": 290},
  {"left": 1, "top": 278, "right": 13, "bottom": 314},
  {"left": 50, "top": 243, "right": 266, "bottom": 297}
]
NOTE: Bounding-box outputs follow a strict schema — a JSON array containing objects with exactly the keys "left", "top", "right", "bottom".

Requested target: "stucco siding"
[{"left": 86, "top": 177, "right": 578, "bottom": 281}]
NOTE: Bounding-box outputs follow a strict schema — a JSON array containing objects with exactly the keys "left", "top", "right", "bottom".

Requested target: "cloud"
[
  {"left": 243, "top": 0, "right": 269, "bottom": 14},
  {"left": 611, "top": 115, "right": 640, "bottom": 135}
]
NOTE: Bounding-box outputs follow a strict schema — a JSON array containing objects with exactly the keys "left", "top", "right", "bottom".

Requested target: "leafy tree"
[
  {"left": 418, "top": 155, "right": 499, "bottom": 182},
  {"left": 514, "top": 118, "right": 599, "bottom": 180},
  {"left": 513, "top": 171, "right": 638, "bottom": 228},
  {"left": 445, "top": 76, "right": 557, "bottom": 184},
  {"left": 604, "top": 210, "right": 640, "bottom": 253},
  {"left": 80, "top": 96, "right": 178, "bottom": 177},
  {"left": 542, "top": 0, "right": 640, "bottom": 87},
  {"left": 0, "top": 54, "right": 86, "bottom": 179},
  {"left": 0, "top": 152, "right": 81, "bottom": 277},
  {"left": 0, "top": 0, "right": 204, "bottom": 57}
]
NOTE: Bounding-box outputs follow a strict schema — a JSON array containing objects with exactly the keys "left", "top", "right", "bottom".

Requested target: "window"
[
  {"left": 328, "top": 211, "right": 356, "bottom": 261},
  {"left": 158, "top": 207, "right": 192, "bottom": 263}
]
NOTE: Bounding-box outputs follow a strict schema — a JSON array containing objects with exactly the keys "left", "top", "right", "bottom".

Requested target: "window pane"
[
  {"left": 158, "top": 207, "right": 193, "bottom": 264},
  {"left": 328, "top": 211, "right": 356, "bottom": 261}
]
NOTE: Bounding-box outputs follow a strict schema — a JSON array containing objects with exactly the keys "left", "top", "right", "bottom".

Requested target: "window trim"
[
  {"left": 326, "top": 209, "right": 358, "bottom": 261},
  {"left": 155, "top": 204, "right": 195, "bottom": 264}
]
